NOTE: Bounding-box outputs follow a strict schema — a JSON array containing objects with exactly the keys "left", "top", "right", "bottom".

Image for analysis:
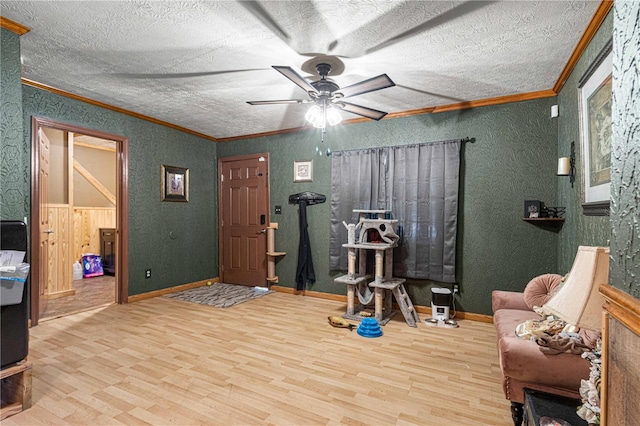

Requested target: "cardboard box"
[{"left": 82, "top": 254, "right": 104, "bottom": 278}]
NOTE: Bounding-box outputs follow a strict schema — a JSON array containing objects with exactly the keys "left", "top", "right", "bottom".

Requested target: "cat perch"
[{"left": 266, "top": 223, "right": 285, "bottom": 284}]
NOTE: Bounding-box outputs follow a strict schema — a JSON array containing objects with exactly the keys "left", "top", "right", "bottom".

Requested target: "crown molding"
[
  {"left": 218, "top": 89, "right": 557, "bottom": 142},
  {"left": 0, "top": 16, "right": 30, "bottom": 35},
  {"left": 553, "top": 0, "right": 613, "bottom": 93},
  {"left": 22, "top": 78, "right": 218, "bottom": 142},
  {"left": 22, "top": 79, "right": 558, "bottom": 144}
]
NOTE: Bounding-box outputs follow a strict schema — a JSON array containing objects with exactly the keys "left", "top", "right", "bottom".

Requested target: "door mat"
[{"left": 164, "top": 283, "right": 273, "bottom": 308}]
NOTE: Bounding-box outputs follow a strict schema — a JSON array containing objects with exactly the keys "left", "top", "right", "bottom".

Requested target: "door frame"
[
  {"left": 217, "top": 153, "right": 270, "bottom": 285},
  {"left": 30, "top": 116, "right": 129, "bottom": 325}
]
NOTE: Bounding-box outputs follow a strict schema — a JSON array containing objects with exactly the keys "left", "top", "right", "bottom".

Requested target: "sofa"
[{"left": 492, "top": 274, "right": 592, "bottom": 425}]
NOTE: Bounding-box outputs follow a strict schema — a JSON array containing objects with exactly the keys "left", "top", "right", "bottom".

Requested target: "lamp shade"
[
  {"left": 542, "top": 246, "right": 609, "bottom": 331},
  {"left": 557, "top": 157, "right": 571, "bottom": 175}
]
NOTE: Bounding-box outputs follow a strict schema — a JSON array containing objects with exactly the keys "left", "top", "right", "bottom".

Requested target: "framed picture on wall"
[
  {"left": 578, "top": 39, "right": 612, "bottom": 216},
  {"left": 524, "top": 200, "right": 542, "bottom": 218},
  {"left": 293, "top": 160, "right": 313, "bottom": 182},
  {"left": 161, "top": 165, "right": 189, "bottom": 202}
]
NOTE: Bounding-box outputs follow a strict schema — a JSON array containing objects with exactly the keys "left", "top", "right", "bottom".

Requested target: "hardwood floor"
[
  {"left": 5, "top": 292, "right": 512, "bottom": 425},
  {"left": 40, "top": 275, "right": 115, "bottom": 321}
]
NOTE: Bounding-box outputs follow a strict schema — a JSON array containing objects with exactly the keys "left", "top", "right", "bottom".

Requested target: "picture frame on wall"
[
  {"left": 524, "top": 200, "right": 542, "bottom": 218},
  {"left": 578, "top": 38, "right": 612, "bottom": 216},
  {"left": 161, "top": 164, "right": 189, "bottom": 202},
  {"left": 293, "top": 160, "right": 313, "bottom": 182}
]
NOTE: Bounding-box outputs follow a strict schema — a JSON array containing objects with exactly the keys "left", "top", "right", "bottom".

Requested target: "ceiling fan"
[{"left": 247, "top": 55, "right": 395, "bottom": 130}]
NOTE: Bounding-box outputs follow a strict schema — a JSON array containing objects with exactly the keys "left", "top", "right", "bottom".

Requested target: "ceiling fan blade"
[
  {"left": 109, "top": 69, "right": 267, "bottom": 79},
  {"left": 238, "top": 1, "right": 291, "bottom": 45},
  {"left": 328, "top": 1, "right": 495, "bottom": 58},
  {"left": 239, "top": 1, "right": 337, "bottom": 58},
  {"left": 335, "top": 101, "right": 388, "bottom": 121},
  {"left": 336, "top": 74, "right": 395, "bottom": 99},
  {"left": 247, "top": 99, "right": 307, "bottom": 105},
  {"left": 365, "top": 1, "right": 496, "bottom": 55},
  {"left": 272, "top": 66, "right": 319, "bottom": 95},
  {"left": 396, "top": 84, "right": 464, "bottom": 102}
]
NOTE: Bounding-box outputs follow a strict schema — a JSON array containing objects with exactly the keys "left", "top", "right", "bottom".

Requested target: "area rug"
[{"left": 164, "top": 283, "right": 273, "bottom": 308}]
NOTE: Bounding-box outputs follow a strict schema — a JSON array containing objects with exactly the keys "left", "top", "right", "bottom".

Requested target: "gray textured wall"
[
  {"left": 556, "top": 12, "right": 613, "bottom": 273},
  {"left": 610, "top": 2, "right": 640, "bottom": 298},
  {"left": 0, "top": 28, "right": 27, "bottom": 221},
  {"left": 20, "top": 86, "right": 219, "bottom": 295},
  {"left": 219, "top": 97, "right": 560, "bottom": 315}
]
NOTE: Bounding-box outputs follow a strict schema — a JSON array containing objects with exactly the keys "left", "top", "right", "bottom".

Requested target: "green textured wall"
[
  {"left": 0, "top": 28, "right": 27, "bottom": 221},
  {"left": 219, "top": 97, "right": 559, "bottom": 315},
  {"left": 610, "top": 2, "right": 640, "bottom": 298},
  {"left": 556, "top": 12, "right": 613, "bottom": 273},
  {"left": 20, "top": 86, "right": 219, "bottom": 295}
]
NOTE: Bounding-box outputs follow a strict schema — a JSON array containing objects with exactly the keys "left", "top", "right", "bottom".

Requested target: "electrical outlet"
[
  {"left": 145, "top": 269, "right": 151, "bottom": 279},
  {"left": 453, "top": 284, "right": 459, "bottom": 293},
  {"left": 275, "top": 205, "right": 282, "bottom": 214}
]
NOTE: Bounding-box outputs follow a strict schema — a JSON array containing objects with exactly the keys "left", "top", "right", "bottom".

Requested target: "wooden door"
[
  {"left": 38, "top": 129, "right": 74, "bottom": 301},
  {"left": 219, "top": 154, "right": 269, "bottom": 286},
  {"left": 37, "top": 128, "right": 51, "bottom": 314}
]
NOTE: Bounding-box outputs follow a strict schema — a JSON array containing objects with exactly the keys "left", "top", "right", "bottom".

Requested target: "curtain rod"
[{"left": 326, "top": 137, "right": 475, "bottom": 156}]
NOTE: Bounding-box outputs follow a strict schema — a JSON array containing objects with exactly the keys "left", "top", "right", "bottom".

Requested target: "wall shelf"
[
  {"left": 266, "top": 223, "right": 285, "bottom": 284},
  {"left": 522, "top": 217, "right": 565, "bottom": 233}
]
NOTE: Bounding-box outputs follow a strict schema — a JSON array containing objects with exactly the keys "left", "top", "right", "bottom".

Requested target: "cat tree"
[{"left": 334, "top": 209, "right": 420, "bottom": 327}]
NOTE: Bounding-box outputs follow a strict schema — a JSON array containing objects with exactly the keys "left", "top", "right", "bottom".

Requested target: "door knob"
[
  {"left": 43, "top": 229, "right": 54, "bottom": 234},
  {"left": 256, "top": 229, "right": 266, "bottom": 234}
]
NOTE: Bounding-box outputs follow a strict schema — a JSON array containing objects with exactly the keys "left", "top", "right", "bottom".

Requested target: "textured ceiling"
[{"left": 1, "top": 1, "right": 600, "bottom": 140}]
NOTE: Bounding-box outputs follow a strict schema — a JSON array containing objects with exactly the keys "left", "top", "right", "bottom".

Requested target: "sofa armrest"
[
  {"left": 498, "top": 337, "right": 590, "bottom": 391},
  {"left": 492, "top": 290, "right": 529, "bottom": 313}
]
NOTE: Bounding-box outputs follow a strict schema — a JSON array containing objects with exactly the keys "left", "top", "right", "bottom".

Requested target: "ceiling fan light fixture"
[
  {"left": 306, "top": 103, "right": 342, "bottom": 129},
  {"left": 305, "top": 104, "right": 324, "bottom": 128},
  {"left": 326, "top": 105, "right": 342, "bottom": 126}
]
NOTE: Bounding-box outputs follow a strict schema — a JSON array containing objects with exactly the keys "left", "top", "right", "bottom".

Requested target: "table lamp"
[{"left": 543, "top": 246, "right": 609, "bottom": 331}]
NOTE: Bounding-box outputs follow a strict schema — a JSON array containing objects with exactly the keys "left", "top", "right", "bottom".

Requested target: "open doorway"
[{"left": 30, "top": 117, "right": 129, "bottom": 325}]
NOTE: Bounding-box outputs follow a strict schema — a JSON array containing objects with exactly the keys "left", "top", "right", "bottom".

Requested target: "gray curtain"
[{"left": 329, "top": 140, "right": 461, "bottom": 282}]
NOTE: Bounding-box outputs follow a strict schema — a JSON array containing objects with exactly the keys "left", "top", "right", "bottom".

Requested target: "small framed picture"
[
  {"left": 293, "top": 160, "right": 313, "bottom": 182},
  {"left": 162, "top": 165, "right": 189, "bottom": 202},
  {"left": 524, "top": 200, "right": 541, "bottom": 218}
]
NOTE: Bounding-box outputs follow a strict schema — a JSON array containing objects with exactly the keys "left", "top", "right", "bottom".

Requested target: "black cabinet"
[
  {"left": 1, "top": 221, "right": 29, "bottom": 368},
  {"left": 100, "top": 228, "right": 116, "bottom": 275}
]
